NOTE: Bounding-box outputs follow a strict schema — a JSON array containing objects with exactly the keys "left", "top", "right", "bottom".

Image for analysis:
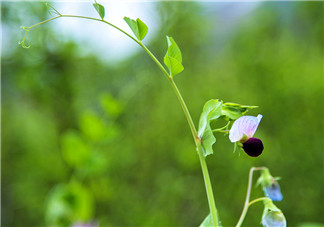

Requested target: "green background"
[{"left": 2, "top": 1, "right": 323, "bottom": 227}]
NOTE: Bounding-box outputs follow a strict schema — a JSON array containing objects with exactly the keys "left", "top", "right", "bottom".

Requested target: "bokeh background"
[{"left": 2, "top": 1, "right": 323, "bottom": 227}]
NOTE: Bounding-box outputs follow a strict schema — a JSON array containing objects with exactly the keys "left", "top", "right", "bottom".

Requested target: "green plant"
[{"left": 20, "top": 2, "right": 286, "bottom": 226}]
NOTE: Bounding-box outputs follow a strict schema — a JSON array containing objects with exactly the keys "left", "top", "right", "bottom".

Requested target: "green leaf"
[
  {"left": 136, "top": 18, "right": 148, "bottom": 40},
  {"left": 61, "top": 130, "right": 90, "bottom": 168},
  {"left": 222, "top": 102, "right": 258, "bottom": 120},
  {"left": 200, "top": 127, "right": 216, "bottom": 157},
  {"left": 93, "top": 1, "right": 105, "bottom": 20},
  {"left": 124, "top": 17, "right": 148, "bottom": 41},
  {"left": 198, "top": 99, "right": 223, "bottom": 156},
  {"left": 100, "top": 92, "right": 123, "bottom": 117},
  {"left": 200, "top": 214, "right": 212, "bottom": 227},
  {"left": 46, "top": 182, "right": 94, "bottom": 225},
  {"left": 164, "top": 36, "right": 184, "bottom": 77},
  {"left": 79, "top": 111, "right": 106, "bottom": 141}
]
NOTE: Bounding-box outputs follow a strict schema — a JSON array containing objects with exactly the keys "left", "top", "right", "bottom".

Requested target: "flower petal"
[
  {"left": 229, "top": 114, "right": 263, "bottom": 142},
  {"left": 264, "top": 184, "right": 283, "bottom": 201},
  {"left": 242, "top": 137, "right": 263, "bottom": 157},
  {"left": 262, "top": 211, "right": 287, "bottom": 227}
]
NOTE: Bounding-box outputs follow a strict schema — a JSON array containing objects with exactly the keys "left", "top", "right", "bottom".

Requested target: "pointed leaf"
[
  {"left": 165, "top": 36, "right": 182, "bottom": 62},
  {"left": 124, "top": 17, "right": 148, "bottom": 41},
  {"left": 164, "top": 36, "right": 184, "bottom": 77},
  {"left": 164, "top": 55, "right": 184, "bottom": 77},
  {"left": 198, "top": 99, "right": 223, "bottom": 156},
  {"left": 222, "top": 102, "right": 258, "bottom": 120},
  {"left": 124, "top": 17, "right": 139, "bottom": 38},
  {"left": 136, "top": 18, "right": 148, "bottom": 40},
  {"left": 93, "top": 1, "right": 105, "bottom": 20}
]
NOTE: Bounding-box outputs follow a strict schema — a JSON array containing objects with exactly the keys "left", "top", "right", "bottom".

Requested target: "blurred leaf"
[
  {"left": 198, "top": 99, "right": 223, "bottom": 156},
  {"left": 61, "top": 130, "right": 90, "bottom": 168},
  {"left": 100, "top": 93, "right": 123, "bottom": 117},
  {"left": 79, "top": 111, "right": 106, "bottom": 141},
  {"left": 297, "top": 223, "right": 324, "bottom": 227},
  {"left": 222, "top": 102, "right": 258, "bottom": 121},
  {"left": 164, "top": 36, "right": 184, "bottom": 77},
  {"left": 93, "top": 1, "right": 105, "bottom": 20},
  {"left": 46, "top": 182, "right": 94, "bottom": 226},
  {"left": 78, "top": 152, "right": 108, "bottom": 177},
  {"left": 124, "top": 17, "right": 148, "bottom": 41}
]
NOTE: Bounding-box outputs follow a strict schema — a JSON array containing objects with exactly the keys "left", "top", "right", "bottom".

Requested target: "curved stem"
[
  {"left": 248, "top": 197, "right": 269, "bottom": 206},
  {"left": 141, "top": 38, "right": 219, "bottom": 227},
  {"left": 138, "top": 43, "right": 199, "bottom": 144},
  {"left": 61, "top": 15, "right": 139, "bottom": 44},
  {"left": 138, "top": 43, "right": 170, "bottom": 80},
  {"left": 212, "top": 121, "right": 230, "bottom": 133},
  {"left": 28, "top": 16, "right": 62, "bottom": 29},
  {"left": 140, "top": 39, "right": 219, "bottom": 227},
  {"left": 21, "top": 13, "right": 220, "bottom": 226},
  {"left": 236, "top": 167, "right": 266, "bottom": 227}
]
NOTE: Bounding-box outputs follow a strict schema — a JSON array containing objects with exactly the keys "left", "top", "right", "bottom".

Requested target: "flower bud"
[
  {"left": 257, "top": 168, "right": 283, "bottom": 201},
  {"left": 262, "top": 199, "right": 286, "bottom": 227}
]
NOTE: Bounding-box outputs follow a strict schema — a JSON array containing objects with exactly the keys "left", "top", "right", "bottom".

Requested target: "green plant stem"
[
  {"left": 197, "top": 141, "right": 220, "bottom": 226},
  {"left": 248, "top": 197, "right": 269, "bottom": 206},
  {"left": 140, "top": 34, "right": 219, "bottom": 227},
  {"left": 236, "top": 167, "right": 266, "bottom": 227},
  {"left": 141, "top": 34, "right": 220, "bottom": 227},
  {"left": 22, "top": 13, "right": 220, "bottom": 227}
]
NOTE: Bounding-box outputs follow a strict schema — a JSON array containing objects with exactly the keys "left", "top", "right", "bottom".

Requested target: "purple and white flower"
[{"left": 229, "top": 114, "right": 263, "bottom": 157}]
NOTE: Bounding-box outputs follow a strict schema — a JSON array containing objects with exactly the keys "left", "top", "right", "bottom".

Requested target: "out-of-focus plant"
[
  {"left": 45, "top": 92, "right": 123, "bottom": 226},
  {"left": 20, "top": 2, "right": 287, "bottom": 226}
]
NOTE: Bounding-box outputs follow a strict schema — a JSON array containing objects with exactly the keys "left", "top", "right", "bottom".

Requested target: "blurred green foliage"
[{"left": 2, "top": 1, "right": 323, "bottom": 227}]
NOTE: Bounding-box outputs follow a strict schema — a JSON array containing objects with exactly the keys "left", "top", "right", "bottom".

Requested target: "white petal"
[{"left": 229, "top": 114, "right": 263, "bottom": 142}]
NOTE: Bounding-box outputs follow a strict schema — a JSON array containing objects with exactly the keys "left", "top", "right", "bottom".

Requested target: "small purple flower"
[
  {"left": 264, "top": 182, "right": 283, "bottom": 201},
  {"left": 229, "top": 114, "right": 263, "bottom": 157}
]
